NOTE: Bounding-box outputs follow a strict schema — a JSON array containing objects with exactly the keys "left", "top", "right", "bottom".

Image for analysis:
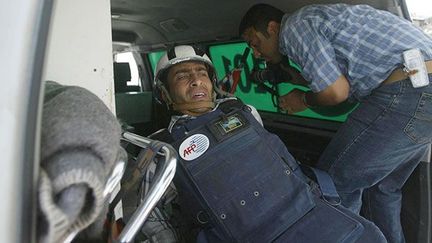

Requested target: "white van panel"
[
  {"left": 42, "top": 0, "right": 116, "bottom": 112},
  {"left": 0, "top": 0, "right": 46, "bottom": 241}
]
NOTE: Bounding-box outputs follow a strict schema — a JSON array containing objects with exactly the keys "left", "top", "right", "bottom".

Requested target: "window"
[
  {"left": 406, "top": 0, "right": 432, "bottom": 36},
  {"left": 209, "top": 42, "right": 356, "bottom": 122},
  {"left": 114, "top": 52, "right": 140, "bottom": 86}
]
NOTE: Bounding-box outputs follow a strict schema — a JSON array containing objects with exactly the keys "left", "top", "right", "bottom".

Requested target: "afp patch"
[{"left": 179, "top": 134, "right": 210, "bottom": 161}]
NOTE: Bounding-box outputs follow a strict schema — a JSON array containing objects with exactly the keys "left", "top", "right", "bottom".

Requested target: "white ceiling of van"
[{"left": 110, "top": 0, "right": 406, "bottom": 51}]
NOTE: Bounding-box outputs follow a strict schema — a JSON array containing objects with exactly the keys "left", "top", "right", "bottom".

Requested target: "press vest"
[{"left": 167, "top": 99, "right": 384, "bottom": 243}]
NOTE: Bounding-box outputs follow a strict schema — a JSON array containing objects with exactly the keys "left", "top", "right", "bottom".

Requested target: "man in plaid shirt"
[{"left": 240, "top": 3, "right": 432, "bottom": 243}]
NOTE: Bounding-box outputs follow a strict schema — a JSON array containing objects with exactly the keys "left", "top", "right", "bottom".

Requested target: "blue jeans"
[{"left": 317, "top": 74, "right": 432, "bottom": 243}]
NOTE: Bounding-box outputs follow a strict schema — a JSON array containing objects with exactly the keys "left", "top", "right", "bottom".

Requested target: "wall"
[{"left": 42, "top": 0, "right": 115, "bottom": 112}]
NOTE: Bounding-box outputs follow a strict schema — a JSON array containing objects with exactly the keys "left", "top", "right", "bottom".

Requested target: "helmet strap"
[{"left": 158, "top": 82, "right": 174, "bottom": 109}]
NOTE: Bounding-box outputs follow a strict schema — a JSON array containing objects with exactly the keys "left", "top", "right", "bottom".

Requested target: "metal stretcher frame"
[{"left": 115, "top": 132, "right": 177, "bottom": 243}]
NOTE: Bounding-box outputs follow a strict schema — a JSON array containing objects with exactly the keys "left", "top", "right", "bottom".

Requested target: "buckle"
[{"left": 402, "top": 65, "right": 419, "bottom": 76}]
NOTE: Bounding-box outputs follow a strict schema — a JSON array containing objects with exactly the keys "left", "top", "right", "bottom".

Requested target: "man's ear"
[{"left": 267, "top": 21, "right": 280, "bottom": 35}]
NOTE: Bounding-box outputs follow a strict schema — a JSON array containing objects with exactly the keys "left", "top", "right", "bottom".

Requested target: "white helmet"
[{"left": 154, "top": 45, "right": 218, "bottom": 105}]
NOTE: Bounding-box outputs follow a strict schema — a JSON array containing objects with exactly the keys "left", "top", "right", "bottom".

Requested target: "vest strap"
[{"left": 302, "top": 165, "right": 341, "bottom": 206}]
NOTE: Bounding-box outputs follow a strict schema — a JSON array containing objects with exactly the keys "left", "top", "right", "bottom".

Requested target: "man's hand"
[
  {"left": 278, "top": 89, "right": 308, "bottom": 114},
  {"left": 279, "top": 75, "right": 350, "bottom": 114}
]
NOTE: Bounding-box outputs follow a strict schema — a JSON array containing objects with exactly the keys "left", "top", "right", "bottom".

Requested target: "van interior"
[
  {"left": 3, "top": 0, "right": 431, "bottom": 242},
  {"left": 108, "top": 2, "right": 430, "bottom": 242}
]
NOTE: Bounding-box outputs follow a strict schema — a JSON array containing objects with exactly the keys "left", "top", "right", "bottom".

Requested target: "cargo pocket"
[
  {"left": 404, "top": 92, "right": 432, "bottom": 144},
  {"left": 214, "top": 169, "right": 315, "bottom": 243},
  {"left": 187, "top": 128, "right": 315, "bottom": 243},
  {"left": 205, "top": 132, "right": 315, "bottom": 242},
  {"left": 274, "top": 196, "right": 364, "bottom": 243}
]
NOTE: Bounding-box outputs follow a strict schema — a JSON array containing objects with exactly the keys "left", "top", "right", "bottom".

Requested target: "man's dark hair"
[{"left": 239, "top": 3, "right": 285, "bottom": 37}]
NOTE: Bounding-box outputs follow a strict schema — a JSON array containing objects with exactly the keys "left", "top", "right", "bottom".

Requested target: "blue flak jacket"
[{"left": 169, "top": 99, "right": 386, "bottom": 243}]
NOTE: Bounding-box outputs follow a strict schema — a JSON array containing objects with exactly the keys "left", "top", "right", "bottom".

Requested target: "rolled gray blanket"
[{"left": 38, "top": 81, "right": 126, "bottom": 243}]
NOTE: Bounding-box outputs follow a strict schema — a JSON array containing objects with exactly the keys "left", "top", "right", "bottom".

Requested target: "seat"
[
  {"left": 115, "top": 91, "right": 153, "bottom": 125},
  {"left": 113, "top": 62, "right": 153, "bottom": 135},
  {"left": 401, "top": 144, "right": 432, "bottom": 243}
]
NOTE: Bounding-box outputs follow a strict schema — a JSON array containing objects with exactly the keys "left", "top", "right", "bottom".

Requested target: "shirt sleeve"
[
  {"left": 140, "top": 158, "right": 179, "bottom": 242},
  {"left": 280, "top": 18, "right": 342, "bottom": 92}
]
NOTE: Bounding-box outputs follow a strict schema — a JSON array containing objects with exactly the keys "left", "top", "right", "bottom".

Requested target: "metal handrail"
[{"left": 115, "top": 132, "right": 177, "bottom": 243}]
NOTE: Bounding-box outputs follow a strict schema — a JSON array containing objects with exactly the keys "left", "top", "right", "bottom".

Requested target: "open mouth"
[{"left": 192, "top": 92, "right": 207, "bottom": 99}]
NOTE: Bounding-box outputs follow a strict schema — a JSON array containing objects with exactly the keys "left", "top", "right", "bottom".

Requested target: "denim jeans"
[{"left": 317, "top": 74, "right": 432, "bottom": 243}]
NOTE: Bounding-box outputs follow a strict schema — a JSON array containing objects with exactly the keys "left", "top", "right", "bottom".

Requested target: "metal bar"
[
  {"left": 121, "top": 132, "right": 167, "bottom": 156},
  {"left": 115, "top": 132, "right": 177, "bottom": 243}
]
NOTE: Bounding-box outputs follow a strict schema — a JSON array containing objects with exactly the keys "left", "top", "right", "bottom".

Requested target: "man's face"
[
  {"left": 166, "top": 61, "right": 214, "bottom": 105},
  {"left": 242, "top": 23, "right": 282, "bottom": 64}
]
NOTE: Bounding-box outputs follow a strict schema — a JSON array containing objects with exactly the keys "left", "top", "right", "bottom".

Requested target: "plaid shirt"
[
  {"left": 279, "top": 4, "right": 432, "bottom": 100},
  {"left": 139, "top": 161, "right": 180, "bottom": 243}
]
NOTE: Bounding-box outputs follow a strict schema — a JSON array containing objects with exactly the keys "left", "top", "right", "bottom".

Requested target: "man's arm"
[
  {"left": 304, "top": 75, "right": 350, "bottom": 106},
  {"left": 278, "top": 75, "right": 350, "bottom": 114},
  {"left": 140, "top": 158, "right": 179, "bottom": 243}
]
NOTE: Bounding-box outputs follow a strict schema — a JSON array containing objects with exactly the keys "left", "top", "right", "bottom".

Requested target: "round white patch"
[{"left": 179, "top": 134, "right": 210, "bottom": 161}]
